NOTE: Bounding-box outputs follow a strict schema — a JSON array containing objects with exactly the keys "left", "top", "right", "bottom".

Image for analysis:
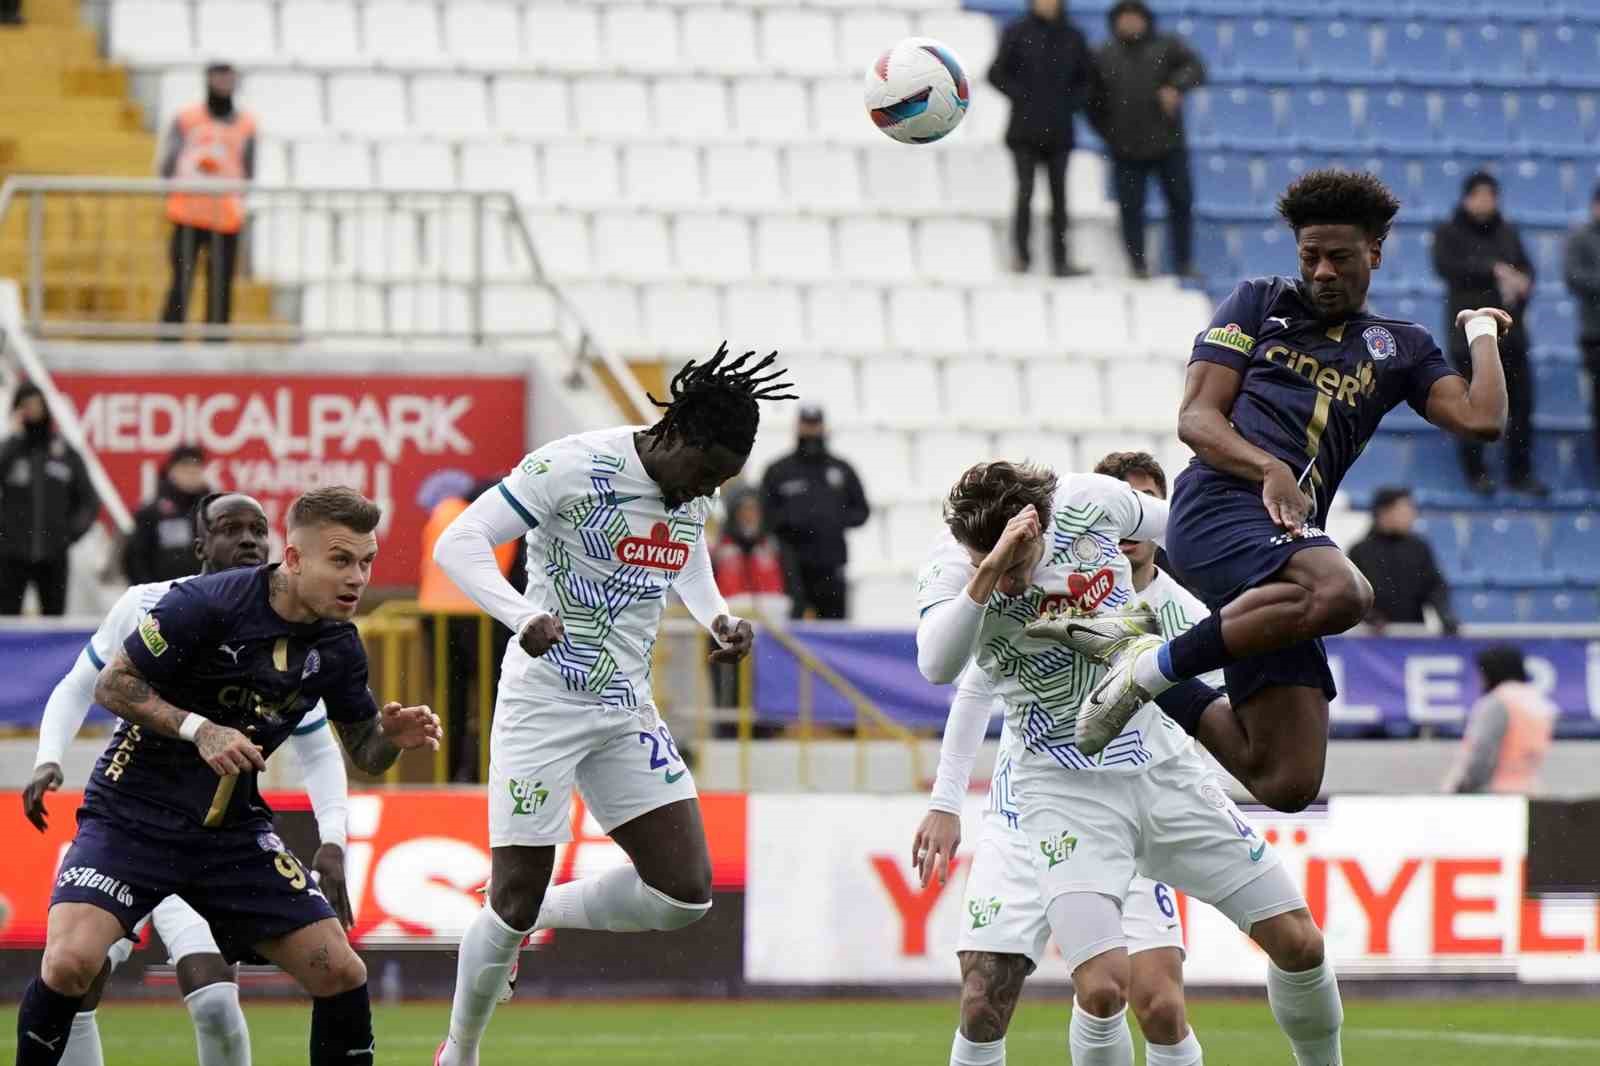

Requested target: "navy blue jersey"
[
  {"left": 86, "top": 565, "right": 375, "bottom": 833},
  {"left": 1192, "top": 277, "right": 1460, "bottom": 521}
]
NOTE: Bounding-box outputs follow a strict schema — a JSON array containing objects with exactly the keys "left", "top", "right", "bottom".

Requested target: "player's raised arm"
[{"left": 1420, "top": 309, "right": 1513, "bottom": 442}]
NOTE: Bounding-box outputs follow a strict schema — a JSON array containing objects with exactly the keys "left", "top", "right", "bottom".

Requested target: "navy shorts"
[
  {"left": 1165, "top": 464, "right": 1338, "bottom": 706},
  {"left": 50, "top": 806, "right": 335, "bottom": 964}
]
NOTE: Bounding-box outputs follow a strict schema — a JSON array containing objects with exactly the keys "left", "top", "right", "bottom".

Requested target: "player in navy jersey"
[
  {"left": 1034, "top": 170, "right": 1513, "bottom": 812},
  {"left": 15, "top": 487, "right": 441, "bottom": 1066}
]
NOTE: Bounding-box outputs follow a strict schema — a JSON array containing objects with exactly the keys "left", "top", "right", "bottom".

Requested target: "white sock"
[
  {"left": 59, "top": 1011, "right": 104, "bottom": 1066},
  {"left": 951, "top": 1028, "right": 1006, "bottom": 1065},
  {"left": 184, "top": 982, "right": 250, "bottom": 1066},
  {"left": 1133, "top": 645, "right": 1176, "bottom": 696},
  {"left": 1267, "top": 960, "right": 1344, "bottom": 1066},
  {"left": 440, "top": 906, "right": 533, "bottom": 1066},
  {"left": 1069, "top": 1000, "right": 1134, "bottom": 1066},
  {"left": 537, "top": 865, "right": 710, "bottom": 932},
  {"left": 1145, "top": 1027, "right": 1204, "bottom": 1066}
]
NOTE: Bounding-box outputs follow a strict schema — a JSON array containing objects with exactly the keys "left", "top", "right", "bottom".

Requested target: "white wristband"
[
  {"left": 177, "top": 713, "right": 206, "bottom": 743},
  {"left": 1464, "top": 315, "right": 1498, "bottom": 345}
]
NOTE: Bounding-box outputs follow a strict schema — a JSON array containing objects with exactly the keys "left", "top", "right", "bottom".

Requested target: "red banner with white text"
[{"left": 54, "top": 374, "right": 528, "bottom": 584}]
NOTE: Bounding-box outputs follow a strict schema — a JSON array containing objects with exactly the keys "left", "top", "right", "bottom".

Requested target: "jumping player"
[
  {"left": 430, "top": 346, "right": 793, "bottom": 1066},
  {"left": 917, "top": 460, "right": 1343, "bottom": 1066},
  {"left": 1037, "top": 170, "right": 1512, "bottom": 812},
  {"left": 15, "top": 487, "right": 441, "bottom": 1066},
  {"left": 22, "top": 493, "right": 355, "bottom": 1066}
]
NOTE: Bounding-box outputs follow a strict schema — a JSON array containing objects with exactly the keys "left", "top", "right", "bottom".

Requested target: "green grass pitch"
[{"left": 5, "top": 997, "right": 1598, "bottom": 1064}]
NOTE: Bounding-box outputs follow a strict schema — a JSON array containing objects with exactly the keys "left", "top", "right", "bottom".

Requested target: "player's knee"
[
  {"left": 488, "top": 872, "right": 548, "bottom": 932},
  {"left": 1256, "top": 765, "right": 1322, "bottom": 813},
  {"left": 1259, "top": 911, "right": 1325, "bottom": 973},
  {"left": 643, "top": 862, "right": 713, "bottom": 908},
  {"left": 41, "top": 942, "right": 105, "bottom": 997},
  {"left": 303, "top": 946, "right": 367, "bottom": 998},
  {"left": 174, "top": 953, "right": 234, "bottom": 997},
  {"left": 641, "top": 882, "right": 713, "bottom": 930},
  {"left": 1311, "top": 567, "right": 1370, "bottom": 633},
  {"left": 1071, "top": 963, "right": 1128, "bottom": 1019},
  {"left": 1129, "top": 985, "right": 1188, "bottom": 1046}
]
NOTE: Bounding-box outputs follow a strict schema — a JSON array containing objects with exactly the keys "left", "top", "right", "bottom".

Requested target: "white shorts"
[
  {"left": 956, "top": 810, "right": 1185, "bottom": 965},
  {"left": 1013, "top": 749, "right": 1303, "bottom": 932},
  {"left": 113, "top": 895, "right": 222, "bottom": 969},
  {"left": 488, "top": 687, "right": 698, "bottom": 847}
]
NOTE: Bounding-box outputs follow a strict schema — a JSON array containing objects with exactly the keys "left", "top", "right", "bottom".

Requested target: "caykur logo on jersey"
[
  {"left": 1067, "top": 567, "right": 1116, "bottom": 612},
  {"left": 618, "top": 522, "right": 690, "bottom": 572}
]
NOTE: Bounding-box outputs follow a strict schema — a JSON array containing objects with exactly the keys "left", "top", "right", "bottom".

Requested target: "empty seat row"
[
  {"left": 113, "top": 1, "right": 992, "bottom": 76},
  {"left": 297, "top": 280, "right": 557, "bottom": 335},
  {"left": 1417, "top": 511, "right": 1600, "bottom": 585}
]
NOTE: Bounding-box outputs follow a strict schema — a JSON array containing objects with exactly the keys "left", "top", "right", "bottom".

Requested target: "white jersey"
[
  {"left": 497, "top": 426, "right": 716, "bottom": 710},
  {"left": 916, "top": 474, "right": 1183, "bottom": 773}
]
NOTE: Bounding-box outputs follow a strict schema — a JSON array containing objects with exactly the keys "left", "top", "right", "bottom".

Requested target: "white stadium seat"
[
  {"left": 196, "top": 0, "right": 277, "bottom": 64},
  {"left": 835, "top": 218, "right": 913, "bottom": 282},
  {"left": 493, "top": 77, "right": 572, "bottom": 138},
  {"left": 915, "top": 12, "right": 998, "bottom": 81},
  {"left": 969, "top": 287, "right": 1054, "bottom": 357},
  {"left": 541, "top": 143, "right": 622, "bottom": 207},
  {"left": 680, "top": 9, "right": 760, "bottom": 75},
  {"left": 947, "top": 82, "right": 1007, "bottom": 145},
  {"left": 732, "top": 80, "right": 812, "bottom": 144},
  {"left": 483, "top": 284, "right": 557, "bottom": 335},
  {"left": 411, "top": 76, "right": 492, "bottom": 136},
  {"left": 642, "top": 282, "right": 724, "bottom": 356},
  {"left": 389, "top": 284, "right": 473, "bottom": 335},
  {"left": 521, "top": 210, "right": 593, "bottom": 279},
  {"left": 911, "top": 430, "right": 993, "bottom": 496},
  {"left": 703, "top": 146, "right": 783, "bottom": 209},
  {"left": 672, "top": 214, "right": 754, "bottom": 283},
  {"left": 1104, "top": 361, "right": 1184, "bottom": 432},
  {"left": 916, "top": 220, "right": 997, "bottom": 283},
  {"left": 250, "top": 207, "right": 333, "bottom": 281},
  {"left": 326, "top": 73, "right": 408, "bottom": 135},
  {"left": 1052, "top": 285, "right": 1134, "bottom": 355},
  {"left": 862, "top": 148, "right": 944, "bottom": 215},
  {"left": 652, "top": 79, "right": 732, "bottom": 144},
  {"left": 459, "top": 141, "right": 540, "bottom": 203},
  {"left": 443, "top": 1, "right": 525, "bottom": 69},
  {"left": 591, "top": 211, "right": 674, "bottom": 281},
  {"left": 301, "top": 284, "right": 386, "bottom": 334},
  {"left": 755, "top": 216, "right": 834, "bottom": 282},
  {"left": 109, "top": 0, "right": 193, "bottom": 64},
  {"left": 1022, "top": 361, "right": 1106, "bottom": 430},
  {"left": 885, "top": 502, "right": 942, "bottom": 568},
  {"left": 525, "top": 6, "right": 601, "bottom": 72},
  {"left": 238, "top": 72, "right": 324, "bottom": 137},
  {"left": 573, "top": 76, "right": 652, "bottom": 139},
  {"left": 362, "top": 1, "right": 447, "bottom": 69},
  {"left": 1078, "top": 430, "right": 1161, "bottom": 468},
  {"left": 1129, "top": 286, "right": 1211, "bottom": 357},
  {"left": 837, "top": 12, "right": 914, "bottom": 72},
  {"left": 888, "top": 285, "right": 970, "bottom": 354},
  {"left": 996, "top": 430, "right": 1077, "bottom": 470},
  {"left": 758, "top": 11, "right": 840, "bottom": 76},
  {"left": 846, "top": 521, "right": 891, "bottom": 575},
  {"left": 942, "top": 358, "right": 1021, "bottom": 422},
  {"left": 859, "top": 359, "right": 939, "bottom": 427},
  {"left": 942, "top": 145, "right": 1013, "bottom": 216},
  {"left": 622, "top": 145, "right": 703, "bottom": 208},
  {"left": 785, "top": 355, "right": 861, "bottom": 420},
  {"left": 252, "top": 138, "right": 290, "bottom": 186},
  {"left": 829, "top": 429, "right": 914, "bottom": 503},
  {"left": 805, "top": 284, "right": 887, "bottom": 354},
  {"left": 564, "top": 282, "right": 644, "bottom": 352},
  {"left": 375, "top": 139, "right": 456, "bottom": 190},
  {"left": 810, "top": 78, "right": 879, "bottom": 145},
  {"left": 783, "top": 146, "right": 863, "bottom": 211},
  {"left": 293, "top": 139, "right": 373, "bottom": 189},
  {"left": 601, "top": 6, "right": 682, "bottom": 75},
  {"left": 280, "top": 2, "right": 364, "bottom": 67},
  {"left": 721, "top": 283, "right": 808, "bottom": 351}
]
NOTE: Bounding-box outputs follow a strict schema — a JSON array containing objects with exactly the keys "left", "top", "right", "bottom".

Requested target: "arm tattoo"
[
  {"left": 93, "top": 651, "right": 192, "bottom": 738},
  {"left": 957, "top": 951, "right": 1033, "bottom": 1043},
  {"left": 333, "top": 716, "right": 401, "bottom": 775}
]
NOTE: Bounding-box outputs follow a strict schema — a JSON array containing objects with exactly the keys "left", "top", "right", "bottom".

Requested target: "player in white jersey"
[
  {"left": 21, "top": 494, "right": 353, "bottom": 1066},
  {"left": 915, "top": 460, "right": 1344, "bottom": 1066},
  {"left": 431, "top": 348, "right": 793, "bottom": 1066}
]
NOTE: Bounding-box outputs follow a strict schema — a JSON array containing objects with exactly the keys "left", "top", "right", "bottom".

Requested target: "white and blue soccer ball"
[{"left": 863, "top": 37, "right": 970, "bottom": 145}]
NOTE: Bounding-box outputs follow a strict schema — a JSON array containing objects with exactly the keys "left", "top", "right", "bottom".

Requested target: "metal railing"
[{"left": 0, "top": 176, "right": 653, "bottom": 418}]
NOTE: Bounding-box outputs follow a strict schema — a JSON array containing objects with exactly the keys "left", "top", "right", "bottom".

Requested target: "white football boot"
[
  {"left": 1024, "top": 604, "right": 1159, "bottom": 661},
  {"left": 1073, "top": 633, "right": 1167, "bottom": 756}
]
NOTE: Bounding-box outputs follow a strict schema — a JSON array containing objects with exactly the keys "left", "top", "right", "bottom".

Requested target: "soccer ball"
[{"left": 863, "top": 37, "right": 970, "bottom": 144}]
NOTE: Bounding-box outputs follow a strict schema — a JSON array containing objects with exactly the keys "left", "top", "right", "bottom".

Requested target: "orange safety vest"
[
  {"left": 1487, "top": 681, "right": 1557, "bottom": 794},
  {"left": 418, "top": 497, "right": 516, "bottom": 612},
  {"left": 165, "top": 103, "right": 256, "bottom": 234}
]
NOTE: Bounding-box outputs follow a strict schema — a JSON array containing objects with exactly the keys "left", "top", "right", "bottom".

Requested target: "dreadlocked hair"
[
  {"left": 1277, "top": 168, "right": 1400, "bottom": 242},
  {"left": 644, "top": 342, "right": 797, "bottom": 456}
]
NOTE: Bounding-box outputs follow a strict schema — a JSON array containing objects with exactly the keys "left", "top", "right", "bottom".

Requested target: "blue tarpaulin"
[{"left": 0, "top": 627, "right": 103, "bottom": 730}]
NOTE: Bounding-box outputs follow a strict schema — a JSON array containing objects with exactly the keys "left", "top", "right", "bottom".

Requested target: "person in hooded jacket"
[
  {"left": 760, "top": 407, "right": 870, "bottom": 620},
  {"left": 0, "top": 383, "right": 99, "bottom": 615},
  {"left": 988, "top": 0, "right": 1093, "bottom": 277},
  {"left": 121, "top": 444, "right": 212, "bottom": 585},
  {"left": 1432, "top": 171, "right": 1544, "bottom": 496}
]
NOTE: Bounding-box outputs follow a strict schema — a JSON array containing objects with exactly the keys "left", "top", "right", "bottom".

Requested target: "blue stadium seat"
[
  {"left": 1454, "top": 586, "right": 1523, "bottom": 625},
  {"left": 1193, "top": 149, "right": 1264, "bottom": 212},
  {"left": 1287, "top": 87, "right": 1360, "bottom": 147},
  {"left": 1414, "top": 156, "right": 1496, "bottom": 219},
  {"left": 1237, "top": 18, "right": 1305, "bottom": 78},
  {"left": 1465, "top": 514, "right": 1551, "bottom": 586},
  {"left": 1365, "top": 89, "right": 1437, "bottom": 149},
  {"left": 1377, "top": 20, "right": 1455, "bottom": 82},
  {"left": 1237, "top": 223, "right": 1293, "bottom": 276},
  {"left": 1515, "top": 91, "right": 1592, "bottom": 151},
  {"left": 1342, "top": 435, "right": 1413, "bottom": 505},
  {"left": 1305, "top": 19, "right": 1380, "bottom": 84},
  {"left": 1409, "top": 431, "right": 1473, "bottom": 491},
  {"left": 1551, "top": 514, "right": 1600, "bottom": 583},
  {"left": 1526, "top": 298, "right": 1578, "bottom": 345},
  {"left": 1383, "top": 224, "right": 1435, "bottom": 278},
  {"left": 1413, "top": 512, "right": 1470, "bottom": 580},
  {"left": 1194, "top": 86, "right": 1280, "bottom": 147},
  {"left": 1191, "top": 223, "right": 1242, "bottom": 279},
  {"left": 1534, "top": 362, "right": 1589, "bottom": 421},
  {"left": 1455, "top": 22, "right": 1526, "bottom": 82},
  {"left": 1524, "top": 589, "right": 1598, "bottom": 625},
  {"left": 1498, "top": 157, "right": 1569, "bottom": 223},
  {"left": 1527, "top": 227, "right": 1570, "bottom": 284},
  {"left": 1184, "top": 16, "right": 1236, "bottom": 75},
  {"left": 1529, "top": 24, "right": 1600, "bottom": 87},
  {"left": 1438, "top": 91, "right": 1513, "bottom": 152}
]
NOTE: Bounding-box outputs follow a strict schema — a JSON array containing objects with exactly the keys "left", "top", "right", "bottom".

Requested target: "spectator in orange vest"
[
  {"left": 158, "top": 62, "right": 257, "bottom": 335},
  {"left": 711, "top": 488, "right": 788, "bottom": 621},
  {"left": 1444, "top": 646, "right": 1558, "bottom": 795}
]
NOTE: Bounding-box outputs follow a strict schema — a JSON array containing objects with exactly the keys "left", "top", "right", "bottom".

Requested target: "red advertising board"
[
  {"left": 1, "top": 790, "right": 747, "bottom": 949},
  {"left": 54, "top": 374, "right": 528, "bottom": 585}
]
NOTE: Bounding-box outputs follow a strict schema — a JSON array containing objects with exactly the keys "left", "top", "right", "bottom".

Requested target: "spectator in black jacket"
[
  {"left": 1348, "top": 487, "right": 1459, "bottom": 635},
  {"left": 122, "top": 444, "right": 211, "bottom": 585},
  {"left": 1562, "top": 182, "right": 1600, "bottom": 477},
  {"left": 0, "top": 383, "right": 99, "bottom": 615},
  {"left": 1087, "top": 0, "right": 1206, "bottom": 279},
  {"left": 760, "top": 406, "right": 870, "bottom": 619},
  {"left": 987, "top": 0, "right": 1092, "bottom": 277},
  {"left": 1432, "top": 171, "right": 1544, "bottom": 496}
]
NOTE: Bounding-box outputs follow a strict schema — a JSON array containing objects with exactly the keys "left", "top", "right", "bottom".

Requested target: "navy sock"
[
  {"left": 311, "top": 983, "right": 374, "bottom": 1066},
  {"left": 1163, "top": 613, "right": 1232, "bottom": 681},
  {"left": 1154, "top": 678, "right": 1225, "bottom": 737},
  {"left": 16, "top": 977, "right": 83, "bottom": 1066}
]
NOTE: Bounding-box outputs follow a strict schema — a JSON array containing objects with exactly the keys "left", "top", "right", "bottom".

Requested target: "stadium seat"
[
  {"left": 784, "top": 146, "right": 865, "bottom": 211},
  {"left": 1466, "top": 514, "right": 1551, "bottom": 585},
  {"left": 882, "top": 501, "right": 938, "bottom": 565},
  {"left": 1129, "top": 286, "right": 1212, "bottom": 356},
  {"left": 525, "top": 6, "right": 601, "bottom": 72},
  {"left": 251, "top": 208, "right": 333, "bottom": 281},
  {"left": 836, "top": 218, "right": 915, "bottom": 282},
  {"left": 838, "top": 13, "right": 915, "bottom": 74},
  {"left": 1104, "top": 361, "right": 1184, "bottom": 431},
  {"left": 601, "top": 6, "right": 682, "bottom": 75},
  {"left": 375, "top": 139, "right": 456, "bottom": 191},
  {"left": 703, "top": 146, "right": 783, "bottom": 208},
  {"left": 293, "top": 140, "right": 374, "bottom": 189},
  {"left": 326, "top": 73, "right": 408, "bottom": 135},
  {"left": 442, "top": 3, "right": 524, "bottom": 68},
  {"left": 968, "top": 287, "right": 1054, "bottom": 357},
  {"left": 543, "top": 144, "right": 622, "bottom": 208},
  {"left": 760, "top": 11, "right": 841, "bottom": 76},
  {"left": 1305, "top": 20, "right": 1377, "bottom": 84},
  {"left": 196, "top": 0, "right": 277, "bottom": 64},
  {"left": 1526, "top": 298, "right": 1577, "bottom": 347},
  {"left": 916, "top": 220, "right": 997, "bottom": 283},
  {"left": 1454, "top": 587, "right": 1523, "bottom": 626},
  {"left": 1237, "top": 18, "right": 1304, "bottom": 78},
  {"left": 253, "top": 139, "right": 290, "bottom": 187},
  {"left": 387, "top": 284, "right": 473, "bottom": 336},
  {"left": 1192, "top": 150, "right": 1261, "bottom": 213},
  {"left": 723, "top": 283, "right": 809, "bottom": 351},
  {"left": 652, "top": 78, "right": 732, "bottom": 143},
  {"left": 300, "top": 284, "right": 386, "bottom": 334},
  {"left": 681, "top": 9, "right": 761, "bottom": 74},
  {"left": 1439, "top": 91, "right": 1513, "bottom": 152},
  {"left": 1287, "top": 88, "right": 1361, "bottom": 149},
  {"left": 620, "top": 145, "right": 700, "bottom": 208},
  {"left": 1364, "top": 89, "right": 1436, "bottom": 149},
  {"left": 642, "top": 282, "right": 723, "bottom": 355},
  {"left": 916, "top": 12, "right": 999, "bottom": 80},
  {"left": 911, "top": 431, "right": 995, "bottom": 496},
  {"left": 1021, "top": 362, "right": 1105, "bottom": 429},
  {"left": 483, "top": 284, "right": 557, "bottom": 335},
  {"left": 863, "top": 148, "right": 945, "bottom": 215},
  {"left": 732, "top": 80, "right": 813, "bottom": 145},
  {"left": 363, "top": 2, "right": 447, "bottom": 69},
  {"left": 1194, "top": 86, "right": 1277, "bottom": 148},
  {"left": 805, "top": 284, "right": 889, "bottom": 354},
  {"left": 1051, "top": 285, "right": 1134, "bottom": 355},
  {"left": 1499, "top": 158, "right": 1569, "bottom": 222},
  {"left": 1412, "top": 512, "right": 1471, "bottom": 582},
  {"left": 573, "top": 77, "right": 652, "bottom": 139},
  {"left": 1455, "top": 23, "right": 1526, "bottom": 82},
  {"left": 941, "top": 146, "right": 1014, "bottom": 217},
  {"left": 590, "top": 212, "right": 673, "bottom": 281},
  {"left": 943, "top": 359, "right": 1022, "bottom": 424},
  {"left": 412, "top": 76, "right": 492, "bottom": 136},
  {"left": 1382, "top": 226, "right": 1435, "bottom": 280},
  {"left": 1551, "top": 514, "right": 1600, "bottom": 583},
  {"left": 109, "top": 0, "right": 194, "bottom": 63},
  {"left": 1530, "top": 24, "right": 1600, "bottom": 88},
  {"left": 238, "top": 73, "right": 325, "bottom": 137},
  {"left": 860, "top": 360, "right": 941, "bottom": 427},
  {"left": 1341, "top": 435, "right": 1413, "bottom": 505},
  {"left": 673, "top": 214, "right": 755, "bottom": 282},
  {"left": 1525, "top": 589, "right": 1598, "bottom": 625},
  {"left": 887, "top": 285, "right": 972, "bottom": 355},
  {"left": 755, "top": 217, "right": 835, "bottom": 281},
  {"left": 1237, "top": 223, "right": 1294, "bottom": 278},
  {"left": 1415, "top": 156, "right": 1495, "bottom": 220},
  {"left": 493, "top": 77, "right": 572, "bottom": 138},
  {"left": 787, "top": 356, "right": 861, "bottom": 420},
  {"left": 846, "top": 521, "right": 891, "bottom": 575},
  {"left": 1515, "top": 91, "right": 1592, "bottom": 152},
  {"left": 996, "top": 429, "right": 1078, "bottom": 469},
  {"left": 563, "top": 282, "right": 642, "bottom": 351},
  {"left": 280, "top": 2, "right": 364, "bottom": 67},
  {"left": 1376, "top": 20, "right": 1454, "bottom": 81},
  {"left": 811, "top": 78, "right": 880, "bottom": 145}
]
